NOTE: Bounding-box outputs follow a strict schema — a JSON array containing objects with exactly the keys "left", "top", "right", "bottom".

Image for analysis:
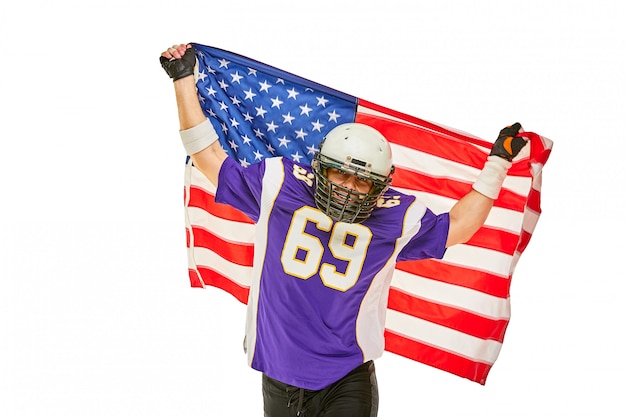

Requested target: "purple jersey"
[{"left": 215, "top": 157, "right": 449, "bottom": 389}]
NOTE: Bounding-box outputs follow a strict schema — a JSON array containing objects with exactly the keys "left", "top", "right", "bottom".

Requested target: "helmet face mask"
[{"left": 312, "top": 123, "right": 394, "bottom": 223}]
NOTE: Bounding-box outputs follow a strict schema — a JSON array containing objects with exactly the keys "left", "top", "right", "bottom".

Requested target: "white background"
[{"left": 1, "top": 1, "right": 624, "bottom": 416}]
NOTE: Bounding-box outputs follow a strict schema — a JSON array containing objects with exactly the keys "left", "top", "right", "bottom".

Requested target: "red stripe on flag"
[
  {"left": 195, "top": 266, "right": 250, "bottom": 304},
  {"left": 527, "top": 187, "right": 542, "bottom": 214},
  {"left": 516, "top": 230, "right": 532, "bottom": 254},
  {"left": 508, "top": 160, "right": 534, "bottom": 177},
  {"left": 188, "top": 226, "right": 254, "bottom": 267},
  {"left": 357, "top": 100, "right": 493, "bottom": 150},
  {"left": 387, "top": 289, "right": 510, "bottom": 342},
  {"left": 384, "top": 330, "right": 492, "bottom": 385},
  {"left": 392, "top": 168, "right": 473, "bottom": 197},
  {"left": 357, "top": 116, "right": 488, "bottom": 171},
  {"left": 356, "top": 104, "right": 536, "bottom": 181},
  {"left": 188, "top": 186, "right": 255, "bottom": 223},
  {"left": 392, "top": 168, "right": 527, "bottom": 212},
  {"left": 466, "top": 226, "right": 520, "bottom": 255},
  {"left": 521, "top": 132, "right": 552, "bottom": 165},
  {"left": 188, "top": 268, "right": 204, "bottom": 288},
  {"left": 396, "top": 259, "right": 511, "bottom": 298}
]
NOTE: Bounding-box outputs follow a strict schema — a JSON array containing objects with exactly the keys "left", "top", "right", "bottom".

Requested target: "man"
[{"left": 160, "top": 44, "right": 527, "bottom": 417}]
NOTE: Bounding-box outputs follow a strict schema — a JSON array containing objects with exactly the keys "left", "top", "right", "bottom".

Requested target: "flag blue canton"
[{"left": 192, "top": 44, "right": 358, "bottom": 167}]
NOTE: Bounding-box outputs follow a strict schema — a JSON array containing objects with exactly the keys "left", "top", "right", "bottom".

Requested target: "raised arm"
[
  {"left": 160, "top": 44, "right": 227, "bottom": 187},
  {"left": 446, "top": 123, "right": 528, "bottom": 247}
]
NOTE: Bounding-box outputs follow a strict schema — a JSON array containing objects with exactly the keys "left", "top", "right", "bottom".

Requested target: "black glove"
[
  {"left": 490, "top": 122, "right": 527, "bottom": 161},
  {"left": 160, "top": 46, "right": 196, "bottom": 81}
]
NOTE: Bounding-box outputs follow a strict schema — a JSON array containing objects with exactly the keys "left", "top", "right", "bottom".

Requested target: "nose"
[{"left": 340, "top": 175, "right": 360, "bottom": 191}]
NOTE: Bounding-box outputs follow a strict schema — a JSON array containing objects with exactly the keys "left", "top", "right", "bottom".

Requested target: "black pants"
[{"left": 262, "top": 361, "right": 378, "bottom": 417}]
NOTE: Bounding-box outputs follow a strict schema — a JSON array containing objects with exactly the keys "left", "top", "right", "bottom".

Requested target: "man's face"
[{"left": 326, "top": 168, "right": 373, "bottom": 194}]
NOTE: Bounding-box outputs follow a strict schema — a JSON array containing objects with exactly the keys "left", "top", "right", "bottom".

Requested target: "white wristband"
[
  {"left": 472, "top": 155, "right": 512, "bottom": 199},
  {"left": 179, "top": 119, "right": 218, "bottom": 155}
]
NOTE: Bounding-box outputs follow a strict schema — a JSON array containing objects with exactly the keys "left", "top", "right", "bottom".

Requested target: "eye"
[
  {"left": 356, "top": 178, "right": 372, "bottom": 188},
  {"left": 330, "top": 169, "right": 349, "bottom": 179}
]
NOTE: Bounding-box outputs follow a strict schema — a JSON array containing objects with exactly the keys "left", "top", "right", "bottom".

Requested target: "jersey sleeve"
[
  {"left": 397, "top": 210, "right": 449, "bottom": 261},
  {"left": 214, "top": 157, "right": 265, "bottom": 222}
]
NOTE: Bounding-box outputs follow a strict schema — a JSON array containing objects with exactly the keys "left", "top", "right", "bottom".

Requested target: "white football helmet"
[{"left": 312, "top": 123, "right": 394, "bottom": 223}]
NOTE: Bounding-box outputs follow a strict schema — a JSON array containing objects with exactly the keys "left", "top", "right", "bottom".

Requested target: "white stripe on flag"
[
  {"left": 356, "top": 106, "right": 488, "bottom": 146},
  {"left": 442, "top": 244, "right": 513, "bottom": 277},
  {"left": 391, "top": 143, "right": 533, "bottom": 195},
  {"left": 192, "top": 247, "right": 253, "bottom": 288},
  {"left": 395, "top": 188, "right": 525, "bottom": 232},
  {"left": 187, "top": 206, "right": 255, "bottom": 244},
  {"left": 385, "top": 309, "right": 503, "bottom": 364},
  {"left": 391, "top": 271, "right": 511, "bottom": 319}
]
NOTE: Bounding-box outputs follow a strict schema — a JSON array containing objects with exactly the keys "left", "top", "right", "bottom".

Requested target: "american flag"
[{"left": 183, "top": 43, "right": 553, "bottom": 385}]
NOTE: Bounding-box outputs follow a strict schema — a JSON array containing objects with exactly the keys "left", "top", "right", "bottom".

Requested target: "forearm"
[
  {"left": 446, "top": 189, "right": 494, "bottom": 247},
  {"left": 173, "top": 75, "right": 227, "bottom": 186},
  {"left": 174, "top": 76, "right": 206, "bottom": 130},
  {"left": 446, "top": 155, "right": 511, "bottom": 247}
]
